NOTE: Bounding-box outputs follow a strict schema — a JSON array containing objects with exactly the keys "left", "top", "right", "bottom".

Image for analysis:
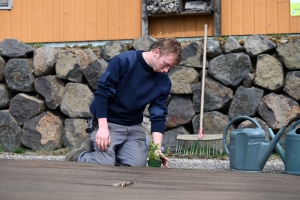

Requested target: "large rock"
[
  {"left": 283, "top": 71, "right": 300, "bottom": 101},
  {"left": 168, "top": 66, "right": 199, "bottom": 94},
  {"left": 60, "top": 83, "right": 94, "bottom": 118},
  {"left": 74, "top": 48, "right": 98, "bottom": 68},
  {"left": 0, "top": 110, "right": 22, "bottom": 152},
  {"left": 3, "top": 58, "right": 35, "bottom": 92},
  {"left": 254, "top": 54, "right": 284, "bottom": 92},
  {"left": 0, "top": 39, "right": 34, "bottom": 58},
  {"left": 35, "top": 75, "right": 66, "bottom": 110},
  {"left": 206, "top": 40, "right": 222, "bottom": 59},
  {"left": 0, "top": 84, "right": 13, "bottom": 108},
  {"left": 101, "top": 41, "right": 128, "bottom": 61},
  {"left": 63, "top": 118, "right": 89, "bottom": 149},
  {"left": 192, "top": 77, "right": 233, "bottom": 113},
  {"left": 9, "top": 93, "right": 46, "bottom": 126},
  {"left": 56, "top": 50, "right": 82, "bottom": 82},
  {"left": 243, "top": 34, "right": 276, "bottom": 57},
  {"left": 0, "top": 56, "right": 5, "bottom": 82},
  {"left": 81, "top": 58, "right": 108, "bottom": 90},
  {"left": 276, "top": 39, "right": 300, "bottom": 70},
  {"left": 228, "top": 86, "right": 264, "bottom": 120},
  {"left": 166, "top": 95, "right": 196, "bottom": 129},
  {"left": 33, "top": 47, "right": 57, "bottom": 77},
  {"left": 208, "top": 53, "right": 252, "bottom": 87},
  {"left": 163, "top": 126, "right": 190, "bottom": 152},
  {"left": 222, "top": 36, "right": 243, "bottom": 53},
  {"left": 243, "top": 73, "right": 254, "bottom": 88},
  {"left": 132, "top": 36, "right": 158, "bottom": 51},
  {"left": 22, "top": 111, "right": 64, "bottom": 151},
  {"left": 258, "top": 93, "right": 300, "bottom": 130},
  {"left": 180, "top": 41, "right": 207, "bottom": 68}
]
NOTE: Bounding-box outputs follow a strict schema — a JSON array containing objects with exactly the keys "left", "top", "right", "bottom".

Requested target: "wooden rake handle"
[{"left": 198, "top": 24, "right": 208, "bottom": 139}]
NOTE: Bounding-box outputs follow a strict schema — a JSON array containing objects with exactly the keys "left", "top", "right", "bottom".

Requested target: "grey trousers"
[{"left": 77, "top": 122, "right": 148, "bottom": 167}]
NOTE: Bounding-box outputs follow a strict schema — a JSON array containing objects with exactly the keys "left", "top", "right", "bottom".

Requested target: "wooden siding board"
[
  {"left": 118, "top": 0, "right": 130, "bottom": 39},
  {"left": 107, "top": 0, "right": 118, "bottom": 40},
  {"left": 74, "top": 0, "right": 85, "bottom": 41},
  {"left": 195, "top": 16, "right": 206, "bottom": 36},
  {"left": 231, "top": 0, "right": 243, "bottom": 35},
  {"left": 96, "top": 0, "right": 108, "bottom": 40},
  {"left": 221, "top": 0, "right": 232, "bottom": 35},
  {"left": 10, "top": 0, "right": 21, "bottom": 40},
  {"left": 20, "top": 0, "right": 32, "bottom": 42},
  {"left": 85, "top": 0, "right": 97, "bottom": 40},
  {"left": 31, "top": 0, "right": 43, "bottom": 43},
  {"left": 254, "top": 0, "right": 266, "bottom": 34},
  {"left": 42, "top": 0, "right": 53, "bottom": 42},
  {"left": 149, "top": 18, "right": 163, "bottom": 38},
  {"left": 243, "top": 0, "right": 255, "bottom": 35},
  {"left": 63, "top": 0, "right": 75, "bottom": 42},
  {"left": 266, "top": 0, "right": 278, "bottom": 34},
  {"left": 52, "top": 0, "right": 64, "bottom": 42},
  {"left": 290, "top": 16, "right": 300, "bottom": 33},
  {"left": 0, "top": 11, "right": 10, "bottom": 41},
  {"left": 278, "top": 1, "right": 290, "bottom": 34},
  {"left": 162, "top": 17, "right": 174, "bottom": 38},
  {"left": 207, "top": 15, "right": 214, "bottom": 36},
  {"left": 129, "top": 0, "right": 142, "bottom": 39},
  {"left": 174, "top": 17, "right": 185, "bottom": 38},
  {"left": 185, "top": 16, "right": 197, "bottom": 37}
]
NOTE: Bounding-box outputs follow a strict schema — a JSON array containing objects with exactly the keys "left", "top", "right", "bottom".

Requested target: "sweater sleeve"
[
  {"left": 93, "top": 56, "right": 124, "bottom": 118},
  {"left": 148, "top": 84, "right": 171, "bottom": 134}
]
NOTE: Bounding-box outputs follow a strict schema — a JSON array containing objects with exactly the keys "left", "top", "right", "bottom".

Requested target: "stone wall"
[{"left": 0, "top": 35, "right": 300, "bottom": 153}]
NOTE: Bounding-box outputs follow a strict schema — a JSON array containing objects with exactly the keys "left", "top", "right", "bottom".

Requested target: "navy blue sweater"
[{"left": 90, "top": 50, "right": 171, "bottom": 134}]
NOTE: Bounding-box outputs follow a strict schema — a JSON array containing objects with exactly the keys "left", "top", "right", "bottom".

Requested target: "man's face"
[{"left": 152, "top": 49, "right": 177, "bottom": 73}]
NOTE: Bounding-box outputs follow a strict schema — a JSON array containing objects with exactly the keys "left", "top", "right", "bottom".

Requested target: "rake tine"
[{"left": 190, "top": 142, "right": 194, "bottom": 155}]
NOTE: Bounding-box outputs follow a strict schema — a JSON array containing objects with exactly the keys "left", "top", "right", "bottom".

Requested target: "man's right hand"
[{"left": 96, "top": 118, "right": 111, "bottom": 151}]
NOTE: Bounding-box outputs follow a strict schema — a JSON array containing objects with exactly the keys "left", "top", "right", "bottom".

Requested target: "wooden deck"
[{"left": 0, "top": 159, "right": 299, "bottom": 200}]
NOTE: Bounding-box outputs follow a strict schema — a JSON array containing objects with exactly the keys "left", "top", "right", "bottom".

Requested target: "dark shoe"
[{"left": 65, "top": 138, "right": 91, "bottom": 162}]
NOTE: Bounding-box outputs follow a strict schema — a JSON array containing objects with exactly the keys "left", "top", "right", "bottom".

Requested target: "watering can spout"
[{"left": 269, "top": 127, "right": 286, "bottom": 163}]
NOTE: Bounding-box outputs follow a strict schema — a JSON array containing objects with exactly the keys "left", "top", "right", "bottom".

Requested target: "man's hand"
[
  {"left": 96, "top": 126, "right": 111, "bottom": 151},
  {"left": 152, "top": 132, "right": 168, "bottom": 167},
  {"left": 96, "top": 118, "right": 111, "bottom": 151}
]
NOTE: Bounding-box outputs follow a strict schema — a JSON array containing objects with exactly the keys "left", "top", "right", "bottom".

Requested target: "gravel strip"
[{"left": 0, "top": 152, "right": 285, "bottom": 174}]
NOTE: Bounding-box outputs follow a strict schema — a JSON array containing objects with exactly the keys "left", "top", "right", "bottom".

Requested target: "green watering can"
[
  {"left": 223, "top": 116, "right": 285, "bottom": 172},
  {"left": 269, "top": 119, "right": 300, "bottom": 176}
]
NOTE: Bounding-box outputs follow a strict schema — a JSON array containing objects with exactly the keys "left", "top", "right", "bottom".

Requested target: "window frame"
[{"left": 0, "top": 0, "right": 14, "bottom": 10}]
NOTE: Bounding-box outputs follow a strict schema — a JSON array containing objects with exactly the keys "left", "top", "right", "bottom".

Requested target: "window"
[{"left": 0, "top": 0, "right": 14, "bottom": 10}]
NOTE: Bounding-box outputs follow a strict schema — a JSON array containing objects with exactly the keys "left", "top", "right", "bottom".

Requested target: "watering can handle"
[
  {"left": 223, "top": 116, "right": 262, "bottom": 156},
  {"left": 289, "top": 119, "right": 300, "bottom": 132}
]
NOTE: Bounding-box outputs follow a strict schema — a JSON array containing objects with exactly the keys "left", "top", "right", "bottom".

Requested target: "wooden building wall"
[
  {"left": 0, "top": 0, "right": 142, "bottom": 43},
  {"left": 0, "top": 0, "right": 299, "bottom": 43},
  {"left": 149, "top": 15, "right": 215, "bottom": 38},
  {"left": 221, "top": 0, "right": 300, "bottom": 36},
  {"left": 149, "top": 0, "right": 300, "bottom": 38}
]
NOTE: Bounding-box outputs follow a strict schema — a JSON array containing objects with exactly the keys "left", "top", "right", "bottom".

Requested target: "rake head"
[{"left": 175, "top": 134, "right": 225, "bottom": 158}]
